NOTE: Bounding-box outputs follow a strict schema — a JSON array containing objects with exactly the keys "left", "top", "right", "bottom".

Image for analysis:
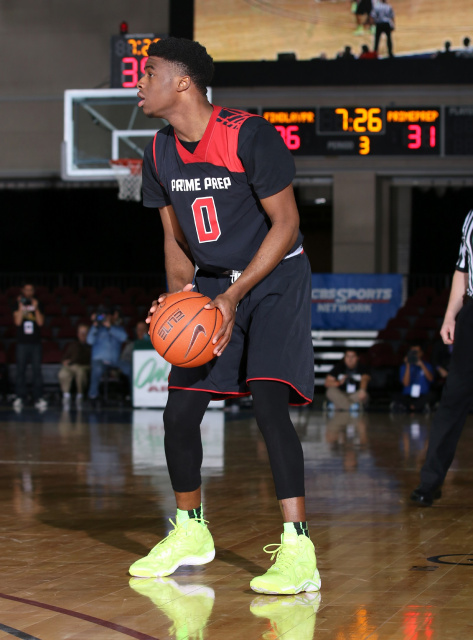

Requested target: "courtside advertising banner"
[
  {"left": 132, "top": 348, "right": 225, "bottom": 408},
  {"left": 133, "top": 349, "right": 172, "bottom": 408},
  {"left": 311, "top": 274, "right": 403, "bottom": 329}
]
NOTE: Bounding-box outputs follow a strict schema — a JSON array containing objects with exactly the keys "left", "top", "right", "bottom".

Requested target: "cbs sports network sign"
[{"left": 311, "top": 274, "right": 403, "bottom": 330}]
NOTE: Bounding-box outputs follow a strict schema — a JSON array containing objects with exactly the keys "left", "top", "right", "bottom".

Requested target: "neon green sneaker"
[
  {"left": 129, "top": 517, "right": 215, "bottom": 578},
  {"left": 250, "top": 592, "right": 321, "bottom": 640},
  {"left": 250, "top": 531, "right": 321, "bottom": 595},
  {"left": 129, "top": 576, "right": 215, "bottom": 640}
]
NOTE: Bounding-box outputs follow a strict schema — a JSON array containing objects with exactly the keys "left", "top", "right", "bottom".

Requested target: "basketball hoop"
[{"left": 110, "top": 158, "right": 143, "bottom": 202}]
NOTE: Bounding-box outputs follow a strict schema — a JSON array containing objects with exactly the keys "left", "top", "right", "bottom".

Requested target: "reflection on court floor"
[
  {"left": 1, "top": 406, "right": 473, "bottom": 639},
  {"left": 132, "top": 409, "right": 225, "bottom": 473}
]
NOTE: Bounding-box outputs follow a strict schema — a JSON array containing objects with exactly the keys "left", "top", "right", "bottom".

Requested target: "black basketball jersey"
[{"left": 142, "top": 105, "right": 302, "bottom": 272}]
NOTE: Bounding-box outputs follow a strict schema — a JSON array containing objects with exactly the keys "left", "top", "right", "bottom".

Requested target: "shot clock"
[
  {"left": 263, "top": 106, "right": 441, "bottom": 156},
  {"left": 110, "top": 34, "right": 166, "bottom": 88}
]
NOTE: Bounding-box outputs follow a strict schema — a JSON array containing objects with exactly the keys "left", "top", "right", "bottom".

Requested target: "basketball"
[{"left": 149, "top": 291, "right": 223, "bottom": 368}]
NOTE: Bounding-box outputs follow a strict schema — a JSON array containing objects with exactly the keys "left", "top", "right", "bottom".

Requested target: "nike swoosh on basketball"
[{"left": 185, "top": 324, "right": 207, "bottom": 358}]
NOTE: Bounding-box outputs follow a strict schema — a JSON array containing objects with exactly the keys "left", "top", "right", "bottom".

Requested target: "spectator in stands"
[
  {"left": 392, "top": 345, "right": 434, "bottom": 413},
  {"left": 12, "top": 283, "right": 48, "bottom": 411},
  {"left": 352, "top": 0, "right": 373, "bottom": 36},
  {"left": 359, "top": 44, "right": 378, "bottom": 59},
  {"left": 337, "top": 45, "right": 356, "bottom": 60},
  {"left": 87, "top": 306, "right": 127, "bottom": 406},
  {"left": 58, "top": 324, "right": 91, "bottom": 408},
  {"left": 371, "top": 0, "right": 395, "bottom": 57},
  {"left": 324, "top": 349, "right": 371, "bottom": 412},
  {"left": 436, "top": 41, "right": 455, "bottom": 59},
  {"left": 457, "top": 36, "right": 473, "bottom": 57}
]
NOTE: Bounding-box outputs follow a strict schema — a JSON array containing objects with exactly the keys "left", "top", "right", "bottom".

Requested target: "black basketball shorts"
[
  {"left": 168, "top": 252, "right": 314, "bottom": 405},
  {"left": 356, "top": 0, "right": 372, "bottom": 15}
]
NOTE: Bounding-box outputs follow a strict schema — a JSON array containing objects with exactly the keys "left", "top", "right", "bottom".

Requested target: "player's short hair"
[{"left": 147, "top": 37, "right": 214, "bottom": 97}]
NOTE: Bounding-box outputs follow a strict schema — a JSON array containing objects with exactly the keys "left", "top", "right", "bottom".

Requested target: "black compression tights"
[{"left": 163, "top": 381, "right": 305, "bottom": 500}]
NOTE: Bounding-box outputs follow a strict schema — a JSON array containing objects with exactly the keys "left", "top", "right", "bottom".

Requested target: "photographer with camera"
[
  {"left": 86, "top": 305, "right": 127, "bottom": 406},
  {"left": 324, "top": 349, "right": 371, "bottom": 412},
  {"left": 12, "top": 283, "right": 48, "bottom": 411},
  {"left": 392, "top": 344, "right": 434, "bottom": 413}
]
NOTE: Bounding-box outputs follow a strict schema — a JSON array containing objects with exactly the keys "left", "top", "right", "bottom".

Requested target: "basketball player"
[
  {"left": 411, "top": 210, "right": 473, "bottom": 506},
  {"left": 129, "top": 38, "right": 320, "bottom": 595}
]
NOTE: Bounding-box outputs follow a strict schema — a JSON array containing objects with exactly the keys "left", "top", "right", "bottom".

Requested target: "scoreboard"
[
  {"left": 111, "top": 34, "right": 165, "bottom": 88},
  {"left": 262, "top": 106, "right": 473, "bottom": 156}
]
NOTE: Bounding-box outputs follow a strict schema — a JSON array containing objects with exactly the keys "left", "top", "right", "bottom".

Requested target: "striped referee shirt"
[
  {"left": 456, "top": 209, "right": 473, "bottom": 296},
  {"left": 371, "top": 3, "right": 394, "bottom": 25}
]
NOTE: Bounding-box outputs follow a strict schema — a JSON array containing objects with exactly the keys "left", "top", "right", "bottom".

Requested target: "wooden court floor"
[
  {"left": 1, "top": 406, "right": 473, "bottom": 639},
  {"left": 195, "top": 0, "right": 473, "bottom": 60}
]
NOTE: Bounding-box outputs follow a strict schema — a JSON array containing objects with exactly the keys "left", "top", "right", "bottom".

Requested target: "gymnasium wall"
[{"left": 0, "top": 0, "right": 169, "bottom": 177}]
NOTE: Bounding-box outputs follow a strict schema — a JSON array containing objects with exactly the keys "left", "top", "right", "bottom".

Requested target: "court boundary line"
[
  {"left": 0, "top": 622, "right": 42, "bottom": 640},
  {"left": 0, "top": 592, "right": 161, "bottom": 640}
]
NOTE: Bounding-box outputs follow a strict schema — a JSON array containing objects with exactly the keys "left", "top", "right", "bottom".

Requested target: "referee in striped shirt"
[{"left": 411, "top": 210, "right": 473, "bottom": 506}]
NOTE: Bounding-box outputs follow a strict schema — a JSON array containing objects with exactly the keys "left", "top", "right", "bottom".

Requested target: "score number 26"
[{"left": 274, "top": 125, "right": 301, "bottom": 150}]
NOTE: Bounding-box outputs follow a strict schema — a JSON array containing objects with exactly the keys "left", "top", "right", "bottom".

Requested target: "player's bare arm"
[
  {"left": 146, "top": 204, "right": 195, "bottom": 326},
  {"left": 206, "top": 184, "right": 300, "bottom": 356},
  {"left": 440, "top": 269, "right": 468, "bottom": 344}
]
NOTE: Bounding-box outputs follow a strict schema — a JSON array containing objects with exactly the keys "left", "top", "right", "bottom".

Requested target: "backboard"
[
  {"left": 62, "top": 87, "right": 212, "bottom": 182},
  {"left": 61, "top": 88, "right": 162, "bottom": 181}
]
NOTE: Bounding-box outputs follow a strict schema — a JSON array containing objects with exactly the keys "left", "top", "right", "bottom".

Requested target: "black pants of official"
[
  {"left": 374, "top": 23, "right": 393, "bottom": 57},
  {"left": 420, "top": 297, "right": 473, "bottom": 490}
]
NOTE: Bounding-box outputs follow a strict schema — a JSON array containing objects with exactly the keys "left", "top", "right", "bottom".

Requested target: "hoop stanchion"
[{"left": 110, "top": 159, "right": 143, "bottom": 202}]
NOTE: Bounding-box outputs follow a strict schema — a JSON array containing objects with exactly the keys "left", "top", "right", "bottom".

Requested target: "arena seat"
[
  {"left": 3, "top": 326, "right": 17, "bottom": 339},
  {"left": 425, "top": 303, "right": 447, "bottom": 318},
  {"left": 0, "top": 314, "right": 11, "bottom": 327},
  {"left": 57, "top": 326, "right": 78, "bottom": 339},
  {"left": 386, "top": 316, "right": 411, "bottom": 330},
  {"left": 376, "top": 327, "right": 402, "bottom": 341},
  {"left": 5, "top": 287, "right": 20, "bottom": 299},
  {"left": 101, "top": 286, "right": 122, "bottom": 298},
  {"left": 67, "top": 303, "right": 87, "bottom": 316},
  {"left": 53, "top": 286, "right": 74, "bottom": 297},
  {"left": 125, "top": 287, "right": 146, "bottom": 300},
  {"left": 34, "top": 285, "right": 50, "bottom": 297},
  {"left": 41, "top": 341, "right": 64, "bottom": 363},
  {"left": 77, "top": 286, "right": 97, "bottom": 298},
  {"left": 414, "top": 316, "right": 439, "bottom": 330},
  {"left": 411, "top": 287, "right": 437, "bottom": 302},
  {"left": 49, "top": 317, "right": 71, "bottom": 329},
  {"left": 44, "top": 303, "right": 63, "bottom": 316},
  {"left": 367, "top": 342, "right": 395, "bottom": 366},
  {"left": 405, "top": 328, "right": 430, "bottom": 343}
]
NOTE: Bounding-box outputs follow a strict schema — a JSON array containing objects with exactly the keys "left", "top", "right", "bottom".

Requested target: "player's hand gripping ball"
[{"left": 149, "top": 291, "right": 223, "bottom": 368}]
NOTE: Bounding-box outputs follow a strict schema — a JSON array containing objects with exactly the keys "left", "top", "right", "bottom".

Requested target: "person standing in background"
[
  {"left": 371, "top": 0, "right": 395, "bottom": 57},
  {"left": 12, "top": 283, "right": 48, "bottom": 411},
  {"left": 411, "top": 210, "right": 473, "bottom": 506}
]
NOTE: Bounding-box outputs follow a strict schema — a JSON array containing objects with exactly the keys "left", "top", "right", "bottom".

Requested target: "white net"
[{"left": 110, "top": 159, "right": 143, "bottom": 202}]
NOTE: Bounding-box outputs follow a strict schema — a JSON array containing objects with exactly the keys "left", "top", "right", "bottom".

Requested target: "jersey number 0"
[{"left": 192, "top": 197, "right": 221, "bottom": 243}]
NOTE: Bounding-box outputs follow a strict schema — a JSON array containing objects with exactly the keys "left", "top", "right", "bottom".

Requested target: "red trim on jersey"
[
  {"left": 246, "top": 377, "right": 312, "bottom": 406},
  {"left": 174, "top": 105, "right": 253, "bottom": 173},
  {"left": 168, "top": 385, "right": 251, "bottom": 398}
]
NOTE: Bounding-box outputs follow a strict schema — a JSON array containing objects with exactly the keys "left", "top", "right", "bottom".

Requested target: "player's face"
[{"left": 137, "top": 57, "right": 181, "bottom": 118}]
